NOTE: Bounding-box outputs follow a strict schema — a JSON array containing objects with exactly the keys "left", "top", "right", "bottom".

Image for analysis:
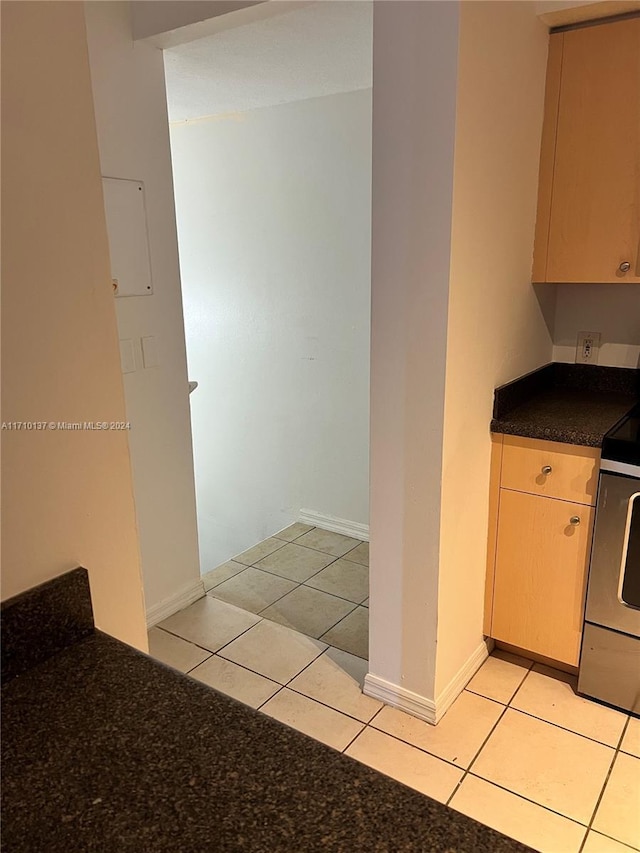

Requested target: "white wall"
[
  {"left": 132, "top": 0, "right": 264, "bottom": 41},
  {"left": 436, "top": 1, "right": 552, "bottom": 698},
  {"left": 366, "top": 0, "right": 460, "bottom": 710},
  {"left": 131, "top": 0, "right": 302, "bottom": 49},
  {"left": 170, "top": 90, "right": 372, "bottom": 573},
  {"left": 553, "top": 285, "right": 640, "bottom": 368},
  {"left": 1, "top": 1, "right": 146, "bottom": 649},
  {"left": 85, "top": 1, "right": 202, "bottom": 620}
]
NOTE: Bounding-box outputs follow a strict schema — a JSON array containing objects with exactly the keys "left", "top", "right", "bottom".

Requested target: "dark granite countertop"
[
  {"left": 491, "top": 363, "right": 639, "bottom": 447},
  {"left": 1, "top": 570, "right": 533, "bottom": 853}
]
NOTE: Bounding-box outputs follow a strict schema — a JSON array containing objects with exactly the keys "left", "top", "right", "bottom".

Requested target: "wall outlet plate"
[{"left": 576, "top": 331, "right": 601, "bottom": 364}]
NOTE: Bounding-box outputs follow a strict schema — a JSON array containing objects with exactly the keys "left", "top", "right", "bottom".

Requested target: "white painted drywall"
[
  {"left": 132, "top": 0, "right": 265, "bottom": 42},
  {"left": 553, "top": 285, "right": 640, "bottom": 368},
  {"left": 1, "top": 1, "right": 146, "bottom": 649},
  {"left": 169, "top": 90, "right": 372, "bottom": 573},
  {"left": 132, "top": 0, "right": 263, "bottom": 40},
  {"left": 367, "top": 0, "right": 460, "bottom": 705},
  {"left": 164, "top": 1, "right": 373, "bottom": 120},
  {"left": 131, "top": 0, "right": 304, "bottom": 49},
  {"left": 436, "top": 1, "right": 552, "bottom": 697},
  {"left": 85, "top": 2, "right": 202, "bottom": 617}
]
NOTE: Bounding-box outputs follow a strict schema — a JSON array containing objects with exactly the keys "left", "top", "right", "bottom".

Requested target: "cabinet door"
[
  {"left": 543, "top": 18, "right": 640, "bottom": 283},
  {"left": 492, "top": 489, "right": 593, "bottom": 666}
]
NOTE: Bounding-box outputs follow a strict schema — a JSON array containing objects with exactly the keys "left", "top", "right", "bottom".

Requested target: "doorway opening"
[{"left": 161, "top": 2, "right": 372, "bottom": 658}]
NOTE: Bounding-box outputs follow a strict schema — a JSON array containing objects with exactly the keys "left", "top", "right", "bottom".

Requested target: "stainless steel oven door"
[{"left": 585, "top": 472, "right": 640, "bottom": 637}]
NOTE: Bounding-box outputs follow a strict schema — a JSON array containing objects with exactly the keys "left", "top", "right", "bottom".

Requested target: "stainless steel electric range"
[{"left": 578, "top": 404, "right": 640, "bottom": 715}]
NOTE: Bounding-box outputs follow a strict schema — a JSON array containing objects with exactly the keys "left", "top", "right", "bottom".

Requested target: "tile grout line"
[
  {"left": 499, "top": 704, "right": 628, "bottom": 750},
  {"left": 256, "top": 683, "right": 286, "bottom": 712},
  {"left": 208, "top": 556, "right": 342, "bottom": 618},
  {"left": 316, "top": 604, "right": 364, "bottom": 647},
  {"left": 195, "top": 614, "right": 266, "bottom": 658},
  {"left": 445, "top": 661, "right": 534, "bottom": 808},
  {"left": 254, "top": 648, "right": 373, "bottom": 729},
  {"left": 233, "top": 536, "right": 291, "bottom": 566},
  {"left": 504, "top": 658, "right": 536, "bottom": 706},
  {"left": 227, "top": 526, "right": 321, "bottom": 572},
  {"left": 258, "top": 577, "right": 363, "bottom": 618},
  {"left": 361, "top": 698, "right": 506, "bottom": 777},
  {"left": 284, "top": 682, "right": 379, "bottom": 728},
  {"left": 217, "top": 621, "right": 330, "bottom": 693},
  {"left": 462, "top": 771, "right": 593, "bottom": 832},
  {"left": 339, "top": 706, "right": 387, "bottom": 756},
  {"left": 203, "top": 563, "right": 251, "bottom": 593},
  {"left": 445, "top": 701, "right": 511, "bottom": 808},
  {"left": 184, "top": 653, "right": 214, "bottom": 676},
  {"left": 501, "top": 660, "right": 630, "bottom": 749},
  {"left": 576, "top": 714, "right": 633, "bottom": 853},
  {"left": 177, "top": 627, "right": 375, "bottom": 729},
  {"left": 206, "top": 526, "right": 368, "bottom": 610},
  {"left": 154, "top": 624, "right": 242, "bottom": 658},
  {"left": 263, "top": 526, "right": 364, "bottom": 561},
  {"left": 211, "top": 569, "right": 362, "bottom": 640},
  {"left": 237, "top": 528, "right": 366, "bottom": 573},
  {"left": 290, "top": 535, "right": 366, "bottom": 561},
  {"left": 254, "top": 641, "right": 338, "bottom": 712},
  {"left": 304, "top": 569, "right": 370, "bottom": 606},
  {"left": 255, "top": 554, "right": 340, "bottom": 585},
  {"left": 208, "top": 559, "right": 367, "bottom": 649},
  {"left": 341, "top": 723, "right": 367, "bottom": 755}
]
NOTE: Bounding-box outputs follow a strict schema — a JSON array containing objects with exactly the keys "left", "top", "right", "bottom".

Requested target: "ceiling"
[{"left": 163, "top": 1, "right": 373, "bottom": 122}]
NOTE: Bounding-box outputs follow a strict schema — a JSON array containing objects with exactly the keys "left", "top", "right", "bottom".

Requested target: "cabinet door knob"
[
  {"left": 619, "top": 261, "right": 631, "bottom": 272},
  {"left": 541, "top": 465, "right": 552, "bottom": 475},
  {"left": 569, "top": 516, "right": 581, "bottom": 526}
]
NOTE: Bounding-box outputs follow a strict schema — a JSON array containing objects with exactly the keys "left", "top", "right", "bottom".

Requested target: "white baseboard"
[
  {"left": 146, "top": 577, "right": 205, "bottom": 628},
  {"left": 433, "top": 638, "right": 491, "bottom": 721},
  {"left": 299, "top": 509, "right": 369, "bottom": 542},
  {"left": 364, "top": 673, "right": 438, "bottom": 723},
  {"left": 363, "top": 638, "right": 490, "bottom": 725}
]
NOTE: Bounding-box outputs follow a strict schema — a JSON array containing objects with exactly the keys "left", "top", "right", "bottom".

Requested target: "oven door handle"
[{"left": 617, "top": 491, "right": 640, "bottom": 607}]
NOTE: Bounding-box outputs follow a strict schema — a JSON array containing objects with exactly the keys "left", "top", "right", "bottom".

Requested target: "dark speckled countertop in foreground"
[
  {"left": 491, "top": 363, "right": 639, "bottom": 447},
  {"left": 1, "top": 570, "right": 533, "bottom": 853}
]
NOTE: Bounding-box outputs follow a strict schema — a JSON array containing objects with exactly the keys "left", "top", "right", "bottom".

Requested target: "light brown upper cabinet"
[{"left": 532, "top": 16, "right": 640, "bottom": 283}]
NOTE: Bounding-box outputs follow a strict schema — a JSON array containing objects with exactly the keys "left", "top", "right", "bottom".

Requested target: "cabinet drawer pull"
[
  {"left": 541, "top": 465, "right": 553, "bottom": 475},
  {"left": 619, "top": 261, "right": 631, "bottom": 273},
  {"left": 569, "top": 516, "right": 581, "bottom": 526}
]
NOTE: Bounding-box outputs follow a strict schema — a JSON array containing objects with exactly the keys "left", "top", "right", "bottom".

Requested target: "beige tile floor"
[
  {"left": 202, "top": 524, "right": 369, "bottom": 658},
  {"left": 149, "top": 527, "right": 640, "bottom": 853}
]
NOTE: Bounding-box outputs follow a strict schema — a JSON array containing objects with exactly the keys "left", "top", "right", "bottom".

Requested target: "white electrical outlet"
[{"left": 576, "top": 331, "right": 601, "bottom": 364}]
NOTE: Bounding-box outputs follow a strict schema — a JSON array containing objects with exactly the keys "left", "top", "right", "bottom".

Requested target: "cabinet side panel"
[
  {"left": 484, "top": 433, "right": 504, "bottom": 635},
  {"left": 532, "top": 33, "right": 564, "bottom": 284}
]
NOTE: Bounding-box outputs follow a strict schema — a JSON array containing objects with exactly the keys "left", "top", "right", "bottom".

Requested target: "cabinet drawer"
[
  {"left": 501, "top": 436, "right": 599, "bottom": 505},
  {"left": 492, "top": 489, "right": 593, "bottom": 666}
]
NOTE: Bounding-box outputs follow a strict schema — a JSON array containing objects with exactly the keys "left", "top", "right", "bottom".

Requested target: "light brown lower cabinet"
[{"left": 491, "top": 489, "right": 594, "bottom": 667}]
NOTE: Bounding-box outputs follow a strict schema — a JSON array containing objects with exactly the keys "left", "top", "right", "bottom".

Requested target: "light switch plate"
[{"left": 141, "top": 335, "right": 159, "bottom": 369}]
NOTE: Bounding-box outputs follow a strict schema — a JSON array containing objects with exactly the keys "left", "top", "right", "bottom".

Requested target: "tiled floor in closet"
[{"left": 148, "top": 525, "right": 640, "bottom": 853}]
